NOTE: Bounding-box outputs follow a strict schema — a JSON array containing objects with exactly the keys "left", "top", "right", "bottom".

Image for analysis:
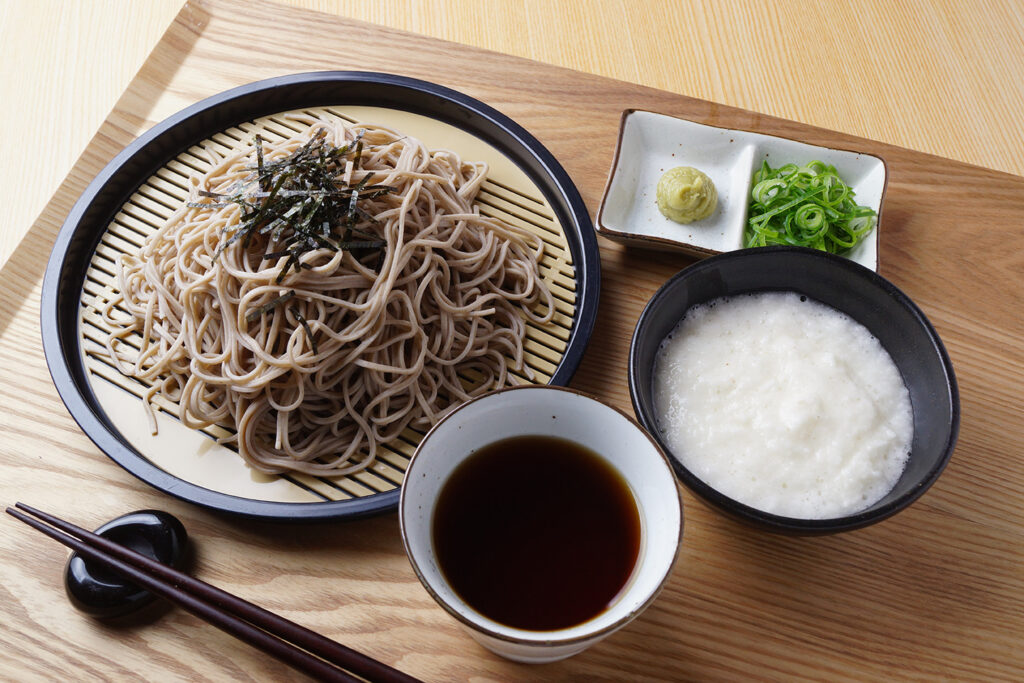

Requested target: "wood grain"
[
  {"left": 1, "top": 0, "right": 1023, "bottom": 268},
  {"left": 1, "top": 0, "right": 1022, "bottom": 681}
]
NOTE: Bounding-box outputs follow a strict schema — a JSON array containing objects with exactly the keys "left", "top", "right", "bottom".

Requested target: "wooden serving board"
[{"left": 1, "top": 0, "right": 1021, "bottom": 679}]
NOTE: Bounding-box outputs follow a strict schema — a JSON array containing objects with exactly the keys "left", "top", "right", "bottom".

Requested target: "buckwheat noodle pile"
[{"left": 103, "top": 113, "right": 554, "bottom": 476}]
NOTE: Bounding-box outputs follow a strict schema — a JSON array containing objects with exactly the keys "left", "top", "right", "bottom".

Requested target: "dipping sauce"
[
  {"left": 653, "top": 292, "right": 913, "bottom": 518},
  {"left": 432, "top": 435, "right": 640, "bottom": 631}
]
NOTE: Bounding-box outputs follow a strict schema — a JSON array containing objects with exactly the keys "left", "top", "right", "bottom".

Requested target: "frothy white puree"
[{"left": 653, "top": 292, "right": 912, "bottom": 518}]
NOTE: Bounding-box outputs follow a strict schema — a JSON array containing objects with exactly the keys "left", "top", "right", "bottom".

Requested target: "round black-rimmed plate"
[{"left": 42, "top": 71, "right": 600, "bottom": 521}]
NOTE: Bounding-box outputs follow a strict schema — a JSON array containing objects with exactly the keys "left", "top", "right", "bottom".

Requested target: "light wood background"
[
  {"left": 1, "top": 0, "right": 1023, "bottom": 267},
  {"left": 1, "top": 0, "right": 1022, "bottom": 681}
]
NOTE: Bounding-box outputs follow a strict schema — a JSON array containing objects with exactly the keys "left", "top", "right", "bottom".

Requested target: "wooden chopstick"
[{"left": 7, "top": 503, "right": 422, "bottom": 683}]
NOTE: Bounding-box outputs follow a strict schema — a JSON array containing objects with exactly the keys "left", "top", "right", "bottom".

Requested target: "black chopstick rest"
[
  {"left": 13, "top": 504, "right": 419, "bottom": 682},
  {"left": 65, "top": 510, "right": 188, "bottom": 618}
]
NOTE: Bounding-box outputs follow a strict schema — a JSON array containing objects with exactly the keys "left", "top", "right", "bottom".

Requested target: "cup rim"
[{"left": 398, "top": 384, "right": 683, "bottom": 646}]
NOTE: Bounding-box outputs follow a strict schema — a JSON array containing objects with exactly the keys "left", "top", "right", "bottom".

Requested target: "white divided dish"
[{"left": 597, "top": 109, "right": 887, "bottom": 271}]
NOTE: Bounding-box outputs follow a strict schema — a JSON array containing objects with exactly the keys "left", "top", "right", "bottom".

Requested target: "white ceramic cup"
[{"left": 399, "top": 385, "right": 683, "bottom": 663}]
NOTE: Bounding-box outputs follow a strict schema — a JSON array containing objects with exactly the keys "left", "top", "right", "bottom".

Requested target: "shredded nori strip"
[
  {"left": 338, "top": 240, "right": 387, "bottom": 250},
  {"left": 193, "top": 129, "right": 395, "bottom": 281},
  {"left": 244, "top": 290, "right": 296, "bottom": 322},
  {"left": 289, "top": 305, "right": 319, "bottom": 355},
  {"left": 191, "top": 129, "right": 397, "bottom": 348}
]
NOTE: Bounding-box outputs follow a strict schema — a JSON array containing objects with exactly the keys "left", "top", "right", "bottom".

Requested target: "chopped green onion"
[{"left": 745, "top": 160, "right": 876, "bottom": 254}]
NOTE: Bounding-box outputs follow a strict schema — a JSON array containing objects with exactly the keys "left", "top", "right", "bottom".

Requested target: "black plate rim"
[{"left": 41, "top": 71, "right": 600, "bottom": 521}]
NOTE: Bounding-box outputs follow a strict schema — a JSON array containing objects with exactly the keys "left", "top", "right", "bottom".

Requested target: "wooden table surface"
[
  {"left": 1, "top": 1, "right": 1022, "bottom": 681},
  {"left": 3, "top": 0, "right": 1023, "bottom": 266}
]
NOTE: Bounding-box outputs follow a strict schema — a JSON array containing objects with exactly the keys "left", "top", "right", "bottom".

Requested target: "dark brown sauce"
[{"left": 432, "top": 435, "right": 641, "bottom": 631}]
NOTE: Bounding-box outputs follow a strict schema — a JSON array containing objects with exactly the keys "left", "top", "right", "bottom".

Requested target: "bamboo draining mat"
[
  {"left": 1, "top": 0, "right": 1022, "bottom": 680},
  {"left": 79, "top": 104, "right": 575, "bottom": 504}
]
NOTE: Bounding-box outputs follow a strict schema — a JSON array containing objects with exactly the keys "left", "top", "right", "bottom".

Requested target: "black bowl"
[{"left": 628, "top": 246, "right": 959, "bottom": 534}]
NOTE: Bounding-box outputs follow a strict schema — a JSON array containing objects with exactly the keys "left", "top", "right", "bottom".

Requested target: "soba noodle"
[{"left": 103, "top": 113, "right": 554, "bottom": 476}]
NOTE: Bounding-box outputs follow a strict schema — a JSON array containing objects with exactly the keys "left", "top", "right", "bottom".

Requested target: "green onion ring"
[{"left": 745, "top": 160, "right": 876, "bottom": 254}]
